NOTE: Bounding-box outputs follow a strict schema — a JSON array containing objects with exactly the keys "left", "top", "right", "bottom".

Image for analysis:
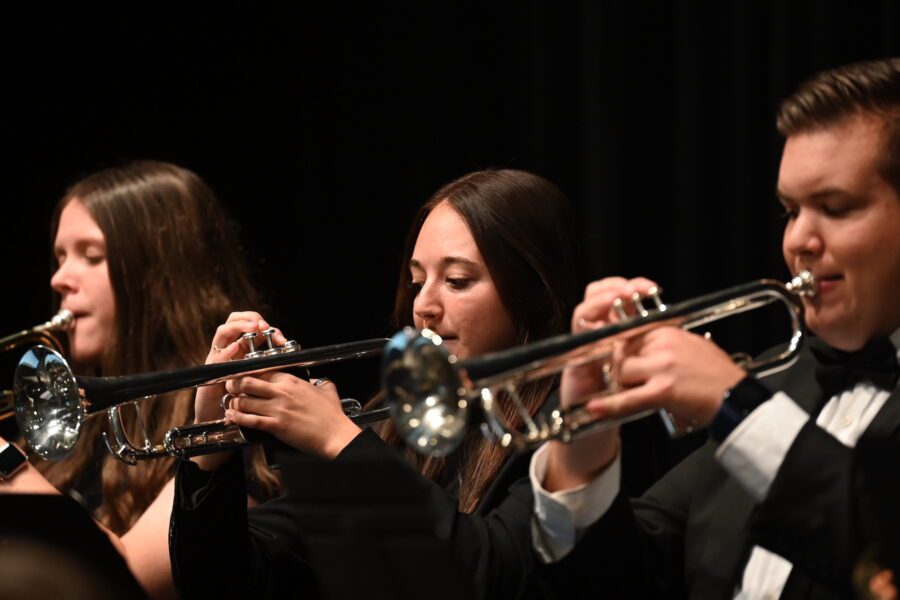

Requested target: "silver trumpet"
[
  {"left": 1, "top": 310, "right": 74, "bottom": 422},
  {"left": 381, "top": 272, "right": 817, "bottom": 457},
  {"left": 13, "top": 329, "right": 389, "bottom": 462}
]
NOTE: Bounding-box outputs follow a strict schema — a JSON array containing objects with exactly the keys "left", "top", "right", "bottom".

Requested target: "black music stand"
[
  {"left": 0, "top": 494, "right": 147, "bottom": 599},
  {"left": 279, "top": 451, "right": 468, "bottom": 600}
]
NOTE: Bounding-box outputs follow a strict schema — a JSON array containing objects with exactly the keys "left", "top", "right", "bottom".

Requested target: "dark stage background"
[{"left": 6, "top": 1, "right": 898, "bottom": 372}]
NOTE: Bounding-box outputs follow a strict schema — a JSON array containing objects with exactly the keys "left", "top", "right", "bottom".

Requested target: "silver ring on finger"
[
  {"left": 313, "top": 377, "right": 332, "bottom": 388},
  {"left": 220, "top": 393, "right": 235, "bottom": 413},
  {"left": 577, "top": 317, "right": 601, "bottom": 331}
]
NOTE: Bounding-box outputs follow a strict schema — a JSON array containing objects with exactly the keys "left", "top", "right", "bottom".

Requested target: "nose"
[
  {"left": 50, "top": 259, "right": 78, "bottom": 296},
  {"left": 413, "top": 280, "right": 443, "bottom": 328},
  {"left": 783, "top": 209, "right": 824, "bottom": 262}
]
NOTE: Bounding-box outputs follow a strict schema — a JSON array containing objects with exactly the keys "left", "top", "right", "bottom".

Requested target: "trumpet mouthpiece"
[
  {"left": 51, "top": 309, "right": 75, "bottom": 330},
  {"left": 786, "top": 270, "right": 817, "bottom": 297}
]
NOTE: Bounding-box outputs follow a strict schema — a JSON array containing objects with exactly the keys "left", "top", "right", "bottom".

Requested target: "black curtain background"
[{"left": 6, "top": 0, "right": 898, "bottom": 366}]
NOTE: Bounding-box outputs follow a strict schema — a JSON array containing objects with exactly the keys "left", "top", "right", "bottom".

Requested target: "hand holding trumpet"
[
  {"left": 544, "top": 276, "right": 746, "bottom": 492},
  {"left": 191, "top": 311, "right": 287, "bottom": 471},
  {"left": 586, "top": 326, "right": 745, "bottom": 432},
  {"left": 192, "top": 311, "right": 362, "bottom": 471},
  {"left": 193, "top": 311, "right": 288, "bottom": 426},
  {"left": 223, "top": 372, "right": 361, "bottom": 459}
]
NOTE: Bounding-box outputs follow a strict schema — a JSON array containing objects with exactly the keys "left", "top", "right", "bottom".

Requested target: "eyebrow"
[
  {"left": 409, "top": 256, "right": 479, "bottom": 270},
  {"left": 776, "top": 187, "right": 855, "bottom": 202},
  {"left": 53, "top": 238, "right": 105, "bottom": 254}
]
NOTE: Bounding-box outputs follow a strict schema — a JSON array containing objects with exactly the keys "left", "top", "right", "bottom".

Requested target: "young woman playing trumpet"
[
  {"left": 0, "top": 161, "right": 279, "bottom": 599},
  {"left": 170, "top": 168, "right": 586, "bottom": 598}
]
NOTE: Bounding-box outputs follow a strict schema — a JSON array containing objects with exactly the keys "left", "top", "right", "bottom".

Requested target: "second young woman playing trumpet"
[{"left": 170, "top": 168, "right": 586, "bottom": 598}]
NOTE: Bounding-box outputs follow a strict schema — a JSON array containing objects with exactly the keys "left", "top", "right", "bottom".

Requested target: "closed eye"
[
  {"left": 821, "top": 203, "right": 851, "bottom": 218},
  {"left": 777, "top": 197, "right": 798, "bottom": 220},
  {"left": 447, "top": 278, "right": 471, "bottom": 291}
]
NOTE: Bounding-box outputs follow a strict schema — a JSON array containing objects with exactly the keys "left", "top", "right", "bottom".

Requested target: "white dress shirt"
[{"left": 531, "top": 328, "right": 900, "bottom": 599}]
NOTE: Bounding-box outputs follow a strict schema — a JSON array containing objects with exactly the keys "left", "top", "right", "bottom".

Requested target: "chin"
[
  {"left": 445, "top": 343, "right": 469, "bottom": 360},
  {"left": 70, "top": 344, "right": 103, "bottom": 368},
  {"left": 808, "top": 319, "right": 869, "bottom": 351}
]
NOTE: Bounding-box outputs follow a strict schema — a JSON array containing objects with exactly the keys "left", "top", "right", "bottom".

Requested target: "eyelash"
[
  {"left": 446, "top": 277, "right": 471, "bottom": 290},
  {"left": 408, "top": 278, "right": 472, "bottom": 295},
  {"left": 780, "top": 205, "right": 850, "bottom": 220},
  {"left": 822, "top": 204, "right": 850, "bottom": 218},
  {"left": 780, "top": 207, "right": 798, "bottom": 220},
  {"left": 54, "top": 254, "right": 105, "bottom": 269}
]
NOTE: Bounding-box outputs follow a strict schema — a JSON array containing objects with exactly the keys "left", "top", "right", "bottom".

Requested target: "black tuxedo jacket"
[
  {"left": 170, "top": 427, "right": 555, "bottom": 600},
  {"left": 541, "top": 344, "right": 900, "bottom": 599}
]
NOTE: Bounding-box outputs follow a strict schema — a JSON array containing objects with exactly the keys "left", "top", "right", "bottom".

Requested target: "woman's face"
[
  {"left": 410, "top": 201, "right": 517, "bottom": 360},
  {"left": 50, "top": 200, "right": 115, "bottom": 367}
]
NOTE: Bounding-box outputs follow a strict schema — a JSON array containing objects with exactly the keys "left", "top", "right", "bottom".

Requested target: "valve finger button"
[
  {"left": 260, "top": 328, "right": 280, "bottom": 356},
  {"left": 612, "top": 297, "right": 628, "bottom": 321},
  {"left": 647, "top": 286, "right": 666, "bottom": 311},
  {"left": 242, "top": 332, "right": 263, "bottom": 359},
  {"left": 279, "top": 340, "right": 300, "bottom": 354},
  {"left": 631, "top": 292, "right": 649, "bottom": 318}
]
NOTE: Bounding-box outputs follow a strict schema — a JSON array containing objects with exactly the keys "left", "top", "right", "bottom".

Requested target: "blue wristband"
[{"left": 710, "top": 376, "right": 773, "bottom": 443}]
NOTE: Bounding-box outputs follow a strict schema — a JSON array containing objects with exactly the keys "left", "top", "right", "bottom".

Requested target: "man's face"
[{"left": 778, "top": 114, "right": 900, "bottom": 351}]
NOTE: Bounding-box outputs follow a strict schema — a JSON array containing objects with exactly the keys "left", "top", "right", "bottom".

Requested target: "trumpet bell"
[
  {"left": 1, "top": 309, "right": 74, "bottom": 422},
  {"left": 382, "top": 328, "right": 469, "bottom": 457},
  {"left": 13, "top": 345, "right": 82, "bottom": 460}
]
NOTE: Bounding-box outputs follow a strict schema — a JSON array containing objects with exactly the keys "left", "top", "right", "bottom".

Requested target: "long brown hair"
[
  {"left": 37, "top": 161, "right": 281, "bottom": 534},
  {"left": 375, "top": 169, "right": 584, "bottom": 513}
]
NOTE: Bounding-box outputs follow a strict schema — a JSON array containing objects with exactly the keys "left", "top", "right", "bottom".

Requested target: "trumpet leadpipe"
[
  {"left": 14, "top": 337, "right": 389, "bottom": 461},
  {"left": 382, "top": 272, "right": 817, "bottom": 457}
]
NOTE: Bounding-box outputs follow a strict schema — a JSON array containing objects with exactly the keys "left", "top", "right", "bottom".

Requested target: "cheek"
[
  {"left": 93, "top": 271, "right": 116, "bottom": 326},
  {"left": 856, "top": 239, "right": 900, "bottom": 305},
  {"left": 781, "top": 220, "right": 801, "bottom": 267},
  {"left": 835, "top": 236, "right": 881, "bottom": 298},
  {"left": 460, "top": 290, "right": 515, "bottom": 352}
]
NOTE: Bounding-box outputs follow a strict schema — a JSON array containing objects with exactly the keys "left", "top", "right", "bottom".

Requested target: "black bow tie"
[{"left": 809, "top": 336, "right": 900, "bottom": 400}]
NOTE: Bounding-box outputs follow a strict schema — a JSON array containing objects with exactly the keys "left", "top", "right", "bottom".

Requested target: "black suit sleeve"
[
  {"left": 171, "top": 429, "right": 546, "bottom": 600},
  {"left": 540, "top": 442, "right": 712, "bottom": 600},
  {"left": 302, "top": 428, "right": 544, "bottom": 600},
  {"left": 169, "top": 453, "right": 317, "bottom": 599}
]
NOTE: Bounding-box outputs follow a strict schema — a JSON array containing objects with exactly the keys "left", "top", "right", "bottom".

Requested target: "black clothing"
[
  {"left": 0, "top": 494, "right": 148, "bottom": 599},
  {"left": 542, "top": 341, "right": 900, "bottom": 599},
  {"left": 171, "top": 428, "right": 552, "bottom": 600}
]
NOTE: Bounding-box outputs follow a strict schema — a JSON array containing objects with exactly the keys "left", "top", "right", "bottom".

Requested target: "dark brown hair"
[
  {"left": 776, "top": 57, "right": 900, "bottom": 194},
  {"left": 375, "top": 168, "right": 585, "bottom": 513},
  {"left": 38, "top": 161, "right": 280, "bottom": 534}
]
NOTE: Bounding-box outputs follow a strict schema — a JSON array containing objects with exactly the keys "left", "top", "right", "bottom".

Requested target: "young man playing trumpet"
[{"left": 532, "top": 58, "right": 900, "bottom": 599}]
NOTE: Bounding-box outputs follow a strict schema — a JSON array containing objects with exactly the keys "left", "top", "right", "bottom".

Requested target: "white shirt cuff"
[
  {"left": 715, "top": 391, "right": 809, "bottom": 502},
  {"left": 530, "top": 441, "right": 621, "bottom": 563}
]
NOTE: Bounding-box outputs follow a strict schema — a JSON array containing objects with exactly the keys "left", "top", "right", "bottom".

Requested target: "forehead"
[
  {"left": 412, "top": 201, "right": 481, "bottom": 262},
  {"left": 777, "top": 115, "right": 885, "bottom": 198},
  {"left": 55, "top": 200, "right": 104, "bottom": 244}
]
